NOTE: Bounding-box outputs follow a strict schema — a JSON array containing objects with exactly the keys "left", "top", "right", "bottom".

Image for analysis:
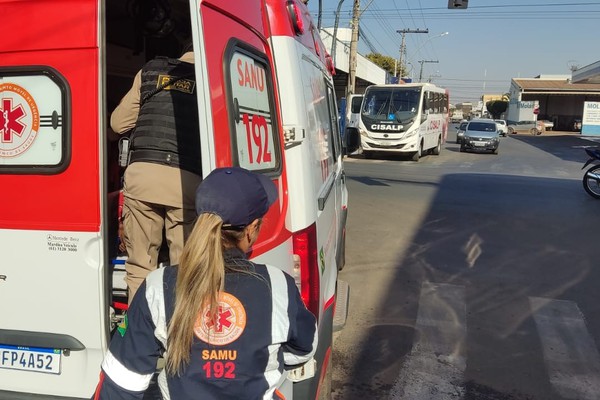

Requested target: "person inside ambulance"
[
  {"left": 110, "top": 39, "right": 202, "bottom": 302},
  {"left": 94, "top": 167, "right": 318, "bottom": 400}
]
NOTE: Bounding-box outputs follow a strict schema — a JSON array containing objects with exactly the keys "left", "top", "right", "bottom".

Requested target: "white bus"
[{"left": 358, "top": 83, "right": 449, "bottom": 161}]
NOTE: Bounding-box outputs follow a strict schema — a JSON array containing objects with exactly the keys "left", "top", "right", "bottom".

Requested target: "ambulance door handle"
[
  {"left": 233, "top": 98, "right": 240, "bottom": 123},
  {"left": 317, "top": 172, "right": 336, "bottom": 211},
  {"left": 283, "top": 125, "right": 305, "bottom": 149}
]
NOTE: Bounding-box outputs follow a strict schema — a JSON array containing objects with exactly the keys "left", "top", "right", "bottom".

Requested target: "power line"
[
  {"left": 358, "top": 25, "right": 379, "bottom": 54},
  {"left": 317, "top": 2, "right": 600, "bottom": 13},
  {"left": 370, "top": 3, "right": 402, "bottom": 52},
  {"left": 438, "top": 78, "right": 509, "bottom": 83}
]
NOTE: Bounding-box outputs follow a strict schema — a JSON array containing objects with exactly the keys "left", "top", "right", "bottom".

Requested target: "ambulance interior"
[{"left": 105, "top": 0, "right": 193, "bottom": 309}]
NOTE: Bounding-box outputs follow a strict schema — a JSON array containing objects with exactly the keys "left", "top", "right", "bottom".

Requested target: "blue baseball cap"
[{"left": 195, "top": 167, "right": 278, "bottom": 228}]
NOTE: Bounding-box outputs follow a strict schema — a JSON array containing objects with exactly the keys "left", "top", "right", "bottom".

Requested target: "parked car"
[
  {"left": 507, "top": 121, "right": 542, "bottom": 135},
  {"left": 456, "top": 120, "right": 469, "bottom": 144},
  {"left": 495, "top": 119, "right": 508, "bottom": 136},
  {"left": 460, "top": 120, "right": 500, "bottom": 154},
  {"left": 539, "top": 119, "right": 554, "bottom": 131}
]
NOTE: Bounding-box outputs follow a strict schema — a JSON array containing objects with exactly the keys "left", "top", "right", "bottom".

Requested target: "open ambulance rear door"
[
  {"left": 189, "top": 1, "right": 289, "bottom": 272},
  {"left": 0, "top": 1, "right": 108, "bottom": 398}
]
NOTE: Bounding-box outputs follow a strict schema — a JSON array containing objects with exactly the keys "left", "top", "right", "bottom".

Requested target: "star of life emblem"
[
  {"left": 0, "top": 83, "right": 40, "bottom": 158},
  {"left": 194, "top": 292, "right": 247, "bottom": 346}
]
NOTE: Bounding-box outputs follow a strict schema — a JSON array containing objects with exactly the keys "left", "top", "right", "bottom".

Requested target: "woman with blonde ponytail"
[{"left": 95, "top": 167, "right": 318, "bottom": 400}]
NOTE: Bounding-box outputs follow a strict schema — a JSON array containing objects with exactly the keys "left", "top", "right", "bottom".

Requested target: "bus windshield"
[{"left": 361, "top": 87, "right": 421, "bottom": 124}]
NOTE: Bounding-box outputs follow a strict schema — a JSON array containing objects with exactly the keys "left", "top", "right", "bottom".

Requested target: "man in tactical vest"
[{"left": 111, "top": 44, "right": 202, "bottom": 302}]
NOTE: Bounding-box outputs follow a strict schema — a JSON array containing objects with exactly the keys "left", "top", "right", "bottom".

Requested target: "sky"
[{"left": 306, "top": 0, "right": 600, "bottom": 105}]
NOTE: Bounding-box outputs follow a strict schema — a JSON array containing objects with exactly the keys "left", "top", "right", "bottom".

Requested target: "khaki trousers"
[{"left": 122, "top": 196, "right": 195, "bottom": 302}]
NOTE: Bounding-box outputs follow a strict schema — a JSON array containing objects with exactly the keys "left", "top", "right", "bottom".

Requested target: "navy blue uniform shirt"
[{"left": 95, "top": 248, "right": 317, "bottom": 400}]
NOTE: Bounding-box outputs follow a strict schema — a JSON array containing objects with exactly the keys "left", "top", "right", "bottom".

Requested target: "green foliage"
[
  {"left": 486, "top": 100, "right": 508, "bottom": 119},
  {"left": 366, "top": 53, "right": 401, "bottom": 76}
]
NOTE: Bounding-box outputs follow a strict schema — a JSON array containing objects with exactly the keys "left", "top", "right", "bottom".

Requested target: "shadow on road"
[
  {"left": 509, "top": 134, "right": 596, "bottom": 163},
  {"left": 337, "top": 171, "right": 600, "bottom": 400}
]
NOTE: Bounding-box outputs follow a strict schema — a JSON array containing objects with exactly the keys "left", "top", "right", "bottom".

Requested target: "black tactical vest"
[{"left": 129, "top": 57, "right": 201, "bottom": 175}]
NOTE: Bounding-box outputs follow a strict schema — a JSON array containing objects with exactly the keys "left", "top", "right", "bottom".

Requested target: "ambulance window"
[
  {"left": 0, "top": 67, "right": 70, "bottom": 174},
  {"left": 309, "top": 76, "right": 335, "bottom": 176},
  {"left": 227, "top": 47, "right": 280, "bottom": 173},
  {"left": 326, "top": 83, "right": 340, "bottom": 161}
]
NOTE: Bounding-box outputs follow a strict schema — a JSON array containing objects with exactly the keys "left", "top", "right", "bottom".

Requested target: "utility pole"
[
  {"left": 396, "top": 29, "right": 428, "bottom": 78},
  {"left": 317, "top": 0, "right": 323, "bottom": 30},
  {"left": 346, "top": 0, "right": 360, "bottom": 99},
  {"left": 418, "top": 60, "right": 438, "bottom": 82}
]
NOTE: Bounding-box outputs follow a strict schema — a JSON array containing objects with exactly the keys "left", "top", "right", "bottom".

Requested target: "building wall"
[{"left": 522, "top": 93, "right": 600, "bottom": 131}]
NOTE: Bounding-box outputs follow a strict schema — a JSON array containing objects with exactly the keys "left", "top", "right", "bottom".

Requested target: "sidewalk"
[
  {"left": 509, "top": 130, "right": 580, "bottom": 137},
  {"left": 508, "top": 129, "right": 600, "bottom": 145}
]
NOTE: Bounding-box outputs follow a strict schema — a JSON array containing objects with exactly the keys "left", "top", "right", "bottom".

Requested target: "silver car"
[{"left": 460, "top": 120, "right": 500, "bottom": 154}]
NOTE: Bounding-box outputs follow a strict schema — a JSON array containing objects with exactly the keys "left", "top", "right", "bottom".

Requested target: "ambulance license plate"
[{"left": 0, "top": 344, "right": 61, "bottom": 374}]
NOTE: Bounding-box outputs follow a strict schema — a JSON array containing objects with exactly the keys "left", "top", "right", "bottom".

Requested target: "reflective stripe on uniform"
[
  {"left": 266, "top": 265, "right": 291, "bottom": 342},
  {"left": 101, "top": 350, "right": 154, "bottom": 392},
  {"left": 145, "top": 266, "right": 168, "bottom": 349}
]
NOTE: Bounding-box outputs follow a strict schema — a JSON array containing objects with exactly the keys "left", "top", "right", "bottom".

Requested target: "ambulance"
[{"left": 0, "top": 0, "right": 355, "bottom": 398}]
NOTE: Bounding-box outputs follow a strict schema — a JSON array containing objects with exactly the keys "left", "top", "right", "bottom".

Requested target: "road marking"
[
  {"left": 389, "top": 282, "right": 466, "bottom": 399},
  {"left": 530, "top": 297, "right": 600, "bottom": 400},
  {"left": 462, "top": 233, "right": 483, "bottom": 268}
]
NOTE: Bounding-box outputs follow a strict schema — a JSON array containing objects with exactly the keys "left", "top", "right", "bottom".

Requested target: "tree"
[
  {"left": 486, "top": 100, "right": 508, "bottom": 119},
  {"left": 365, "top": 53, "right": 401, "bottom": 77}
]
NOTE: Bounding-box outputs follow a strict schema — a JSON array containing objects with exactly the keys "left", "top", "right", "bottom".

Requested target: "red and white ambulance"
[{"left": 0, "top": 0, "right": 354, "bottom": 398}]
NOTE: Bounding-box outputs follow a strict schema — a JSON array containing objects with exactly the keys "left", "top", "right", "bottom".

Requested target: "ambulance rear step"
[{"left": 333, "top": 280, "right": 349, "bottom": 332}]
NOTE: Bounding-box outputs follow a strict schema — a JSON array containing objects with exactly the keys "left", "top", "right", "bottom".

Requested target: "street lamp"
[
  {"left": 330, "top": 0, "right": 345, "bottom": 65},
  {"left": 407, "top": 32, "right": 449, "bottom": 66}
]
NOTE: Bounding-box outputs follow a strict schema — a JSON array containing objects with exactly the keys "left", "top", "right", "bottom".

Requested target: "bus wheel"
[
  {"left": 432, "top": 136, "right": 442, "bottom": 155},
  {"left": 411, "top": 141, "right": 423, "bottom": 161}
]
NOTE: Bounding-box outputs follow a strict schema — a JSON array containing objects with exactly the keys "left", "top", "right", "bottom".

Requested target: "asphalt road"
[{"left": 332, "top": 129, "right": 600, "bottom": 400}]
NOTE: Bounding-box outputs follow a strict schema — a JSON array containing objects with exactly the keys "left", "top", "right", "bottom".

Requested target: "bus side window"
[{"left": 422, "top": 91, "right": 429, "bottom": 114}]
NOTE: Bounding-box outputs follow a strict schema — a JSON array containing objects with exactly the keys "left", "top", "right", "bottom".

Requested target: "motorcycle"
[{"left": 582, "top": 147, "right": 600, "bottom": 198}]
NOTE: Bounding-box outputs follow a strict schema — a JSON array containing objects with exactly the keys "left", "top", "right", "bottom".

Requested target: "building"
[
  {"left": 507, "top": 73, "right": 600, "bottom": 131},
  {"left": 454, "top": 102, "right": 473, "bottom": 118},
  {"left": 319, "top": 28, "right": 387, "bottom": 100}
]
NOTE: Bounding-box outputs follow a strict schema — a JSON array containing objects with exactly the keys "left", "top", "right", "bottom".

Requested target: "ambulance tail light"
[
  {"left": 286, "top": 0, "right": 304, "bottom": 35},
  {"left": 326, "top": 53, "right": 336, "bottom": 76},
  {"left": 292, "top": 223, "right": 320, "bottom": 318}
]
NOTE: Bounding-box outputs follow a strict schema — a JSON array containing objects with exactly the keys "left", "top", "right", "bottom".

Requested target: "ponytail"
[{"left": 166, "top": 213, "right": 225, "bottom": 375}]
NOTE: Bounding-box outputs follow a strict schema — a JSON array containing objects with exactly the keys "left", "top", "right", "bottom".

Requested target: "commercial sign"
[
  {"left": 506, "top": 99, "right": 539, "bottom": 124},
  {"left": 581, "top": 101, "right": 600, "bottom": 135}
]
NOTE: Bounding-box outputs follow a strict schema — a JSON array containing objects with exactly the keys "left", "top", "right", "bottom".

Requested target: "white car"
[
  {"left": 539, "top": 120, "right": 554, "bottom": 131},
  {"left": 495, "top": 119, "right": 508, "bottom": 136}
]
